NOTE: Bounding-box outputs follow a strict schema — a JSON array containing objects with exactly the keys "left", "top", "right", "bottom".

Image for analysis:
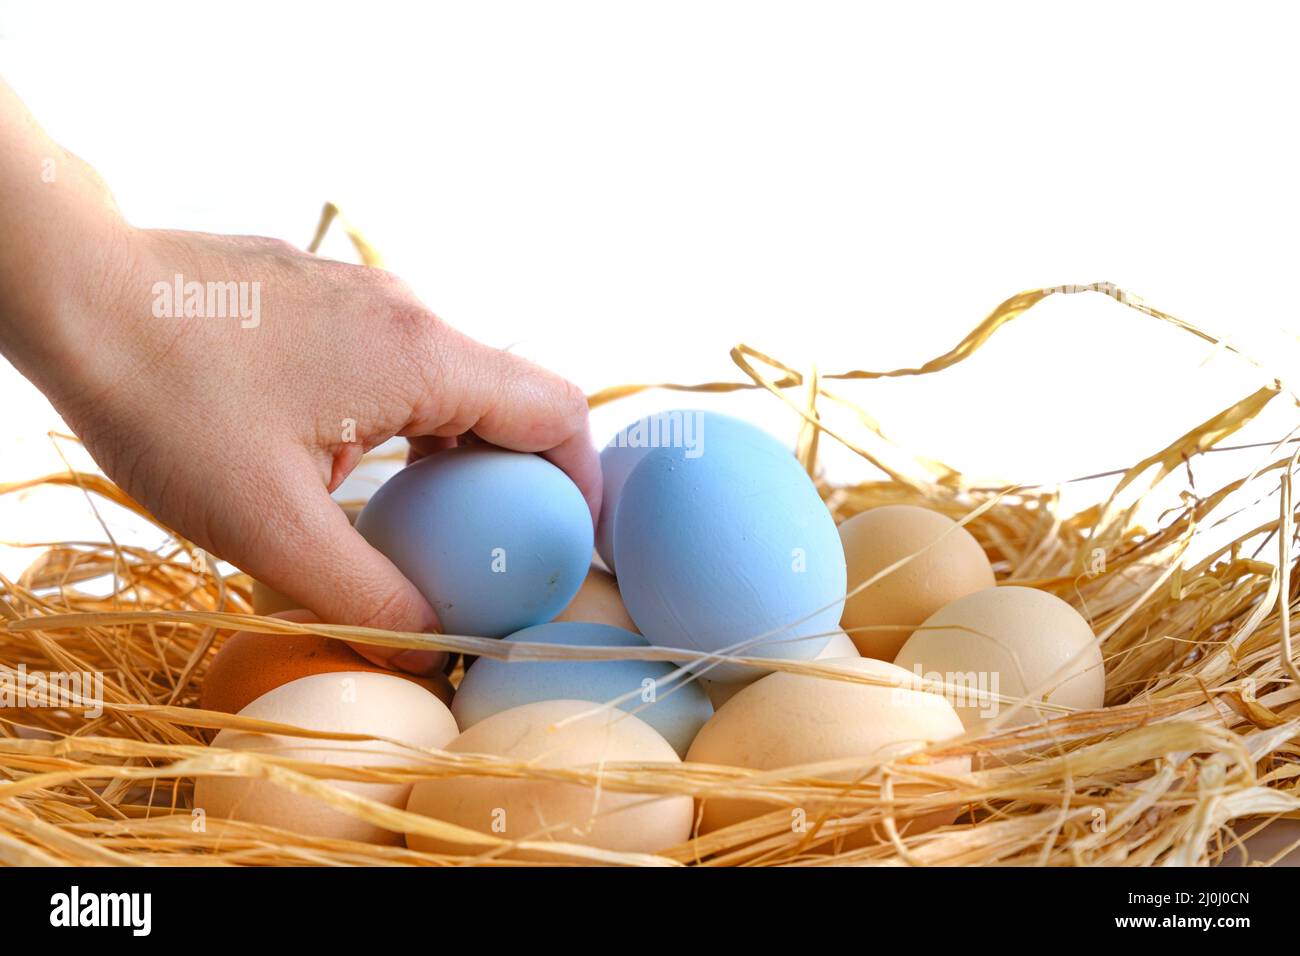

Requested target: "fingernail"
[{"left": 393, "top": 649, "right": 443, "bottom": 675}]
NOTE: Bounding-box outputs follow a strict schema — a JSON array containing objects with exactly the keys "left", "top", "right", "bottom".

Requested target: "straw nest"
[{"left": 1, "top": 207, "right": 1298, "bottom": 867}]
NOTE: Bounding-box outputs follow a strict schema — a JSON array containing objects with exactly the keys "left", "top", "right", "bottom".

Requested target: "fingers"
[
  {"left": 234, "top": 458, "right": 448, "bottom": 676},
  {"left": 405, "top": 434, "right": 458, "bottom": 466},
  {"left": 537, "top": 430, "right": 603, "bottom": 529},
  {"left": 406, "top": 329, "right": 602, "bottom": 524}
]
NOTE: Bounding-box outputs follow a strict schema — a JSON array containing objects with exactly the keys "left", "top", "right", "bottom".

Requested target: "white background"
[{"left": 1, "top": 1, "right": 1297, "bottom": 576}]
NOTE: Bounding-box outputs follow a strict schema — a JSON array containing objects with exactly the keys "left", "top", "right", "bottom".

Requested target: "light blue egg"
[
  {"left": 613, "top": 420, "right": 846, "bottom": 682},
  {"left": 451, "top": 621, "right": 713, "bottom": 757},
  {"left": 596, "top": 411, "right": 790, "bottom": 572},
  {"left": 355, "top": 446, "right": 592, "bottom": 637}
]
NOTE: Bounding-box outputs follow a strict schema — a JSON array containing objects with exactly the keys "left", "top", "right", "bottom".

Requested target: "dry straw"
[{"left": 1, "top": 206, "right": 1298, "bottom": 866}]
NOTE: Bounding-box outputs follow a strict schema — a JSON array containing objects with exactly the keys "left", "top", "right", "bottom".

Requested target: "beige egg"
[
  {"left": 194, "top": 671, "right": 457, "bottom": 845},
  {"left": 816, "top": 629, "right": 861, "bottom": 660},
  {"left": 686, "top": 657, "right": 968, "bottom": 844},
  {"left": 703, "top": 677, "right": 748, "bottom": 711},
  {"left": 405, "top": 699, "right": 692, "bottom": 859},
  {"left": 703, "top": 630, "right": 859, "bottom": 710},
  {"left": 250, "top": 503, "right": 362, "bottom": 614},
  {"left": 552, "top": 566, "right": 639, "bottom": 632},
  {"left": 892, "top": 585, "right": 1105, "bottom": 735},
  {"left": 839, "top": 505, "right": 995, "bottom": 660}
]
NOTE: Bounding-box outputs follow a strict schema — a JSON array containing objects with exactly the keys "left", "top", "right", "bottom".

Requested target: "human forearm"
[{"left": 0, "top": 76, "right": 134, "bottom": 404}]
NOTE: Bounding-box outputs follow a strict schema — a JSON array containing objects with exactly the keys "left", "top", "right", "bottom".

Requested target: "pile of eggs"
[{"left": 197, "top": 411, "right": 1107, "bottom": 855}]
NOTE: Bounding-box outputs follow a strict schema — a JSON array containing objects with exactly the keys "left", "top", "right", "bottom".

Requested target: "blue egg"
[
  {"left": 451, "top": 621, "right": 713, "bottom": 757},
  {"left": 355, "top": 446, "right": 592, "bottom": 637},
  {"left": 613, "top": 419, "right": 846, "bottom": 682},
  {"left": 596, "top": 410, "right": 790, "bottom": 572}
]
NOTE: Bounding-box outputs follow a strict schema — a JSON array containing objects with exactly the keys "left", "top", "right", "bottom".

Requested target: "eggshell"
[
  {"left": 703, "top": 678, "right": 748, "bottom": 711},
  {"left": 200, "top": 609, "right": 454, "bottom": 715},
  {"left": 817, "top": 629, "right": 861, "bottom": 660},
  {"left": 405, "top": 699, "right": 692, "bottom": 858},
  {"left": 892, "top": 585, "right": 1105, "bottom": 734},
  {"left": 553, "top": 566, "right": 638, "bottom": 632},
  {"left": 614, "top": 416, "right": 846, "bottom": 682},
  {"left": 194, "top": 671, "right": 458, "bottom": 845},
  {"left": 703, "top": 630, "right": 860, "bottom": 709},
  {"left": 355, "top": 446, "right": 592, "bottom": 637},
  {"left": 686, "top": 657, "right": 968, "bottom": 844},
  {"left": 839, "top": 505, "right": 995, "bottom": 660},
  {"left": 250, "top": 503, "right": 361, "bottom": 614},
  {"left": 452, "top": 622, "right": 711, "bottom": 757},
  {"left": 596, "top": 411, "right": 790, "bottom": 573}
]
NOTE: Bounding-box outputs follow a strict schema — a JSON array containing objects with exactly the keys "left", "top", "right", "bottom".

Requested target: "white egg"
[{"left": 194, "top": 671, "right": 458, "bottom": 845}]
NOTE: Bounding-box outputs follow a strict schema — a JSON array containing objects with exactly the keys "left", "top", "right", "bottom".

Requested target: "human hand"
[
  {"left": 0, "top": 79, "right": 600, "bottom": 674},
  {"left": 46, "top": 227, "right": 600, "bottom": 673}
]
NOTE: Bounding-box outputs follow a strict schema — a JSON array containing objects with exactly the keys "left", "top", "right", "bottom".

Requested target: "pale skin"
[{"left": 0, "top": 78, "right": 602, "bottom": 675}]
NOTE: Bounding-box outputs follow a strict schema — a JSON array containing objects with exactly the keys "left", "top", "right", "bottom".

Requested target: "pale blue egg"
[
  {"left": 595, "top": 411, "right": 789, "bottom": 572},
  {"left": 355, "top": 446, "right": 592, "bottom": 637},
  {"left": 451, "top": 621, "right": 713, "bottom": 757},
  {"left": 613, "top": 419, "right": 846, "bottom": 682}
]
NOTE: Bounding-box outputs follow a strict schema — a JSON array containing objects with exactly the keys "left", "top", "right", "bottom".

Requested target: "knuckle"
[
  {"left": 352, "top": 582, "right": 424, "bottom": 632},
  {"left": 559, "top": 379, "right": 590, "bottom": 420}
]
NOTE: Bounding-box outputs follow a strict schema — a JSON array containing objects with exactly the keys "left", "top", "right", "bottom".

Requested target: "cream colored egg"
[
  {"left": 194, "top": 671, "right": 457, "bottom": 845},
  {"left": 552, "top": 566, "right": 639, "bottom": 632},
  {"left": 703, "top": 630, "right": 859, "bottom": 710},
  {"left": 839, "top": 505, "right": 995, "bottom": 660},
  {"left": 892, "top": 585, "right": 1105, "bottom": 735},
  {"left": 816, "top": 630, "right": 861, "bottom": 660},
  {"left": 405, "top": 699, "right": 691, "bottom": 859},
  {"left": 686, "top": 657, "right": 968, "bottom": 843}
]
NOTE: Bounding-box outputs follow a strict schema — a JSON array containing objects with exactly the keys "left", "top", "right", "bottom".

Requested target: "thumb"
[{"left": 235, "top": 464, "right": 448, "bottom": 676}]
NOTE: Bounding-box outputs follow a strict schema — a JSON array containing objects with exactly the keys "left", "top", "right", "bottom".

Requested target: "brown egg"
[
  {"left": 201, "top": 609, "right": 454, "bottom": 714},
  {"left": 840, "top": 505, "right": 995, "bottom": 660},
  {"left": 686, "top": 657, "right": 969, "bottom": 847},
  {"left": 552, "top": 566, "right": 639, "bottom": 632}
]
